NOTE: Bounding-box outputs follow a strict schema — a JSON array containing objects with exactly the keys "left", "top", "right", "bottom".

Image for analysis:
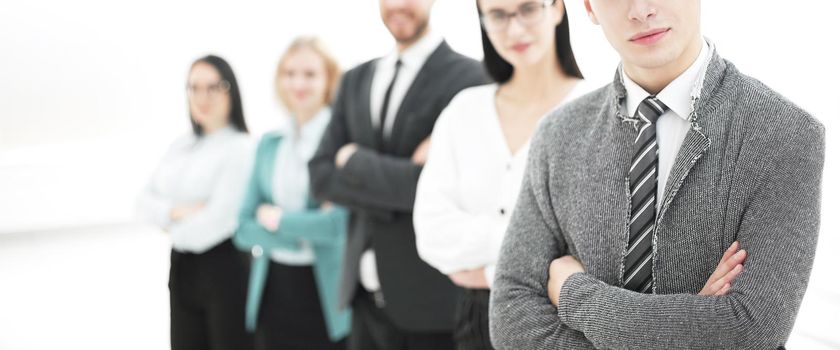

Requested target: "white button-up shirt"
[
  {"left": 414, "top": 82, "right": 592, "bottom": 287},
  {"left": 369, "top": 31, "right": 444, "bottom": 140},
  {"left": 137, "top": 126, "right": 252, "bottom": 253},
  {"left": 267, "top": 108, "right": 332, "bottom": 265},
  {"left": 359, "top": 32, "right": 445, "bottom": 292},
  {"left": 622, "top": 40, "right": 711, "bottom": 209}
]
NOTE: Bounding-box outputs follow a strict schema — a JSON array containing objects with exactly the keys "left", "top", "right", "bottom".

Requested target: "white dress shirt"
[
  {"left": 137, "top": 126, "right": 253, "bottom": 253},
  {"left": 413, "top": 82, "right": 593, "bottom": 288},
  {"left": 369, "top": 31, "right": 444, "bottom": 140},
  {"left": 359, "top": 31, "right": 444, "bottom": 292},
  {"left": 622, "top": 40, "right": 711, "bottom": 210},
  {"left": 268, "top": 108, "right": 331, "bottom": 265}
]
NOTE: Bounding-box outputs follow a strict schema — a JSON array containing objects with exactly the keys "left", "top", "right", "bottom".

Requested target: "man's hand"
[
  {"left": 449, "top": 267, "right": 490, "bottom": 289},
  {"left": 170, "top": 203, "right": 205, "bottom": 221},
  {"left": 548, "top": 256, "right": 585, "bottom": 306},
  {"left": 411, "top": 137, "right": 431, "bottom": 165},
  {"left": 699, "top": 241, "right": 747, "bottom": 296},
  {"left": 335, "top": 143, "right": 359, "bottom": 168},
  {"left": 547, "top": 242, "right": 747, "bottom": 306},
  {"left": 257, "top": 204, "right": 283, "bottom": 232}
]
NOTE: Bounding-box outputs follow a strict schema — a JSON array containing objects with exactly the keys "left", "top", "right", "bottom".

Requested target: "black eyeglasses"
[
  {"left": 186, "top": 80, "right": 231, "bottom": 99},
  {"left": 480, "top": 0, "right": 557, "bottom": 32}
]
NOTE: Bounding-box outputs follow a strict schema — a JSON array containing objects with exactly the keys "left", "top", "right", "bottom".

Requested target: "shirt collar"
[
  {"left": 622, "top": 39, "right": 711, "bottom": 121},
  {"left": 381, "top": 31, "right": 444, "bottom": 71},
  {"left": 300, "top": 107, "right": 331, "bottom": 141},
  {"left": 197, "top": 125, "right": 236, "bottom": 143},
  {"left": 284, "top": 107, "right": 331, "bottom": 144}
]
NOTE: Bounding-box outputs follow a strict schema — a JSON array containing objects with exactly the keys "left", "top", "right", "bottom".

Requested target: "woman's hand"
[
  {"left": 449, "top": 267, "right": 490, "bottom": 289},
  {"left": 257, "top": 204, "right": 283, "bottom": 232},
  {"left": 169, "top": 203, "right": 205, "bottom": 221}
]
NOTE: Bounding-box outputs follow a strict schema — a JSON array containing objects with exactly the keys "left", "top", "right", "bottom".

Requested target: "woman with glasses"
[
  {"left": 413, "top": 0, "right": 588, "bottom": 349},
  {"left": 233, "top": 37, "right": 349, "bottom": 350},
  {"left": 136, "top": 55, "right": 253, "bottom": 350}
]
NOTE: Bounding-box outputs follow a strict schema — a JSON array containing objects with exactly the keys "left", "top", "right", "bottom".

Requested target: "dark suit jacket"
[{"left": 309, "top": 41, "right": 488, "bottom": 332}]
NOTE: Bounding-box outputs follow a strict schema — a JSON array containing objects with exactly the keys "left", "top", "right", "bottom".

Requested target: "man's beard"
[{"left": 389, "top": 14, "right": 429, "bottom": 46}]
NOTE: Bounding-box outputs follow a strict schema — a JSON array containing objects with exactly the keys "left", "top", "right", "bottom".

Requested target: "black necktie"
[
  {"left": 378, "top": 59, "right": 402, "bottom": 143},
  {"left": 622, "top": 96, "right": 669, "bottom": 293}
]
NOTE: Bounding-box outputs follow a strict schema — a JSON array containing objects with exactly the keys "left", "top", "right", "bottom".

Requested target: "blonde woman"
[{"left": 234, "top": 37, "right": 349, "bottom": 350}]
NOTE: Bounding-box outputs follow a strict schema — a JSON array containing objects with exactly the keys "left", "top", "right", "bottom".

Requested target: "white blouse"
[
  {"left": 267, "top": 108, "right": 331, "bottom": 265},
  {"left": 137, "top": 126, "right": 252, "bottom": 253},
  {"left": 413, "top": 82, "right": 592, "bottom": 287}
]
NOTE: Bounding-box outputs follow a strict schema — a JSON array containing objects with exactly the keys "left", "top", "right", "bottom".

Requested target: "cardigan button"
[{"left": 251, "top": 245, "right": 264, "bottom": 258}]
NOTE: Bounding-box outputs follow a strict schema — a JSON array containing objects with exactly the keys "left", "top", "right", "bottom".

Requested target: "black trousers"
[
  {"left": 255, "top": 261, "right": 346, "bottom": 350},
  {"left": 348, "top": 287, "right": 454, "bottom": 350},
  {"left": 169, "top": 239, "right": 253, "bottom": 350},
  {"left": 454, "top": 289, "right": 494, "bottom": 350}
]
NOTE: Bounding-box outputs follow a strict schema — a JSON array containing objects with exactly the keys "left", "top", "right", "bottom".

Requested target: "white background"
[{"left": 1, "top": 0, "right": 838, "bottom": 348}]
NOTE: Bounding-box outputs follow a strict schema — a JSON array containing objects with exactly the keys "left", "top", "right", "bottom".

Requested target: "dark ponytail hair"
[{"left": 478, "top": 0, "right": 584, "bottom": 83}]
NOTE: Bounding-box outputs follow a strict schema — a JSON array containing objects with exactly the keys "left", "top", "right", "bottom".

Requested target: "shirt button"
[
  {"left": 251, "top": 245, "right": 264, "bottom": 258},
  {"left": 499, "top": 208, "right": 506, "bottom": 216}
]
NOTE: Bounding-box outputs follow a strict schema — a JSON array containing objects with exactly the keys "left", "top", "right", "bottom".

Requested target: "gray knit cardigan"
[{"left": 489, "top": 50, "right": 825, "bottom": 350}]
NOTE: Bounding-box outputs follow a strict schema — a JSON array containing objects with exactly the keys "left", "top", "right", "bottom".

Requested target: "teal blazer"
[{"left": 233, "top": 132, "right": 351, "bottom": 341}]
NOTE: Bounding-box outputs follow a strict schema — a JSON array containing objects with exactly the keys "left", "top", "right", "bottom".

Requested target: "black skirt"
[{"left": 255, "top": 261, "right": 346, "bottom": 350}]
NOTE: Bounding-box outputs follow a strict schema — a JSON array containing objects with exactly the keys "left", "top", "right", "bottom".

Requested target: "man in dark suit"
[{"left": 309, "top": 0, "right": 487, "bottom": 349}]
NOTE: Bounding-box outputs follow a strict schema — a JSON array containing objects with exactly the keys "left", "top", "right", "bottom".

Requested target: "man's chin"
[
  {"left": 389, "top": 28, "right": 416, "bottom": 41},
  {"left": 388, "top": 22, "right": 428, "bottom": 46},
  {"left": 391, "top": 30, "right": 423, "bottom": 46}
]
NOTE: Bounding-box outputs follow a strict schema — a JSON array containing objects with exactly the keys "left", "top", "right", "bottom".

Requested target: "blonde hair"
[{"left": 275, "top": 36, "right": 341, "bottom": 109}]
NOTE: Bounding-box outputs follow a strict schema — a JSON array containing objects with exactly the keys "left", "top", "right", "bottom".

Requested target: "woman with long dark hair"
[
  {"left": 137, "top": 55, "right": 253, "bottom": 350},
  {"left": 413, "top": 1, "right": 589, "bottom": 349}
]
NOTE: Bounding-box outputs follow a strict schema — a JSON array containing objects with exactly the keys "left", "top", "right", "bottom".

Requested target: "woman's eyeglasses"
[
  {"left": 186, "top": 80, "right": 231, "bottom": 99},
  {"left": 480, "top": 0, "right": 557, "bottom": 33}
]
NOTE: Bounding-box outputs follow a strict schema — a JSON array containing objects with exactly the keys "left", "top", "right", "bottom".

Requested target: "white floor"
[
  {"left": 0, "top": 225, "right": 837, "bottom": 349},
  {"left": 0, "top": 225, "right": 170, "bottom": 350}
]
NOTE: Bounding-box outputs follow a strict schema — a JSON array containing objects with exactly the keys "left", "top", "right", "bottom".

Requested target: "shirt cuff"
[
  {"left": 153, "top": 201, "right": 173, "bottom": 228},
  {"left": 484, "top": 264, "right": 496, "bottom": 289},
  {"left": 136, "top": 193, "right": 174, "bottom": 228}
]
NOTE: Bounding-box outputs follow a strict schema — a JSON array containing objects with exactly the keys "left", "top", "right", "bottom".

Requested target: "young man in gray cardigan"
[{"left": 489, "top": 1, "right": 825, "bottom": 349}]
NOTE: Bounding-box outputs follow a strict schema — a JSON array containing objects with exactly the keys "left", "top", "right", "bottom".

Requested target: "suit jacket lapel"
[
  {"left": 259, "top": 135, "right": 281, "bottom": 203},
  {"left": 657, "top": 51, "right": 727, "bottom": 222},
  {"left": 386, "top": 41, "right": 450, "bottom": 151},
  {"left": 357, "top": 62, "right": 382, "bottom": 151},
  {"left": 658, "top": 128, "right": 710, "bottom": 221}
]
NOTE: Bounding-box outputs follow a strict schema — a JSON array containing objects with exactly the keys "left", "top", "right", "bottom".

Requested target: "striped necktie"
[{"left": 623, "top": 96, "right": 668, "bottom": 293}]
